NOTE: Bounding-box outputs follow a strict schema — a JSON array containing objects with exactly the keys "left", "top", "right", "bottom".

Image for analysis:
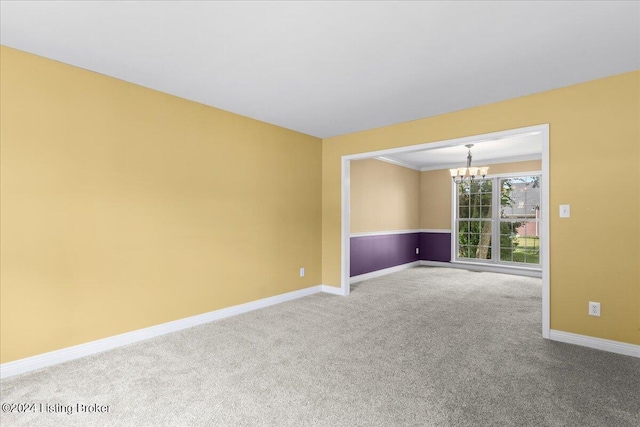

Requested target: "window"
[
  {"left": 454, "top": 174, "right": 541, "bottom": 268},
  {"left": 457, "top": 179, "right": 493, "bottom": 261}
]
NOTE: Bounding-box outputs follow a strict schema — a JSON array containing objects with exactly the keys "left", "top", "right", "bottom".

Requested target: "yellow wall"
[
  {"left": 323, "top": 71, "right": 640, "bottom": 345},
  {"left": 2, "top": 44, "right": 638, "bottom": 363},
  {"left": 419, "top": 169, "right": 453, "bottom": 230},
  {"left": 352, "top": 158, "right": 542, "bottom": 232},
  {"left": 350, "top": 159, "right": 420, "bottom": 233},
  {"left": 0, "top": 46, "right": 323, "bottom": 363},
  {"left": 420, "top": 160, "right": 542, "bottom": 230}
]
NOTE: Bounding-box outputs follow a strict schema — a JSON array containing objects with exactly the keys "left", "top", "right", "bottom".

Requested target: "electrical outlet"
[
  {"left": 416, "top": 248, "right": 419, "bottom": 255},
  {"left": 299, "top": 267, "right": 305, "bottom": 277},
  {"left": 588, "top": 301, "right": 600, "bottom": 317}
]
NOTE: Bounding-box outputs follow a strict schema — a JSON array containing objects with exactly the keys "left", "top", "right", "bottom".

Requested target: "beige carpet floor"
[{"left": 1, "top": 267, "right": 639, "bottom": 426}]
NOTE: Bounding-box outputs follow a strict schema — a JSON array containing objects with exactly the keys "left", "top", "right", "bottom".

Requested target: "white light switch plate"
[{"left": 559, "top": 204, "right": 570, "bottom": 218}]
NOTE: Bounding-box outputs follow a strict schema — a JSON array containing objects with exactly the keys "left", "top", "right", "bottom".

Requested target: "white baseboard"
[
  {"left": 0, "top": 285, "right": 328, "bottom": 379},
  {"left": 419, "top": 260, "right": 453, "bottom": 268},
  {"left": 350, "top": 261, "right": 420, "bottom": 284},
  {"left": 420, "top": 260, "right": 542, "bottom": 278},
  {"left": 549, "top": 330, "right": 640, "bottom": 358},
  {"left": 321, "top": 285, "right": 347, "bottom": 296}
]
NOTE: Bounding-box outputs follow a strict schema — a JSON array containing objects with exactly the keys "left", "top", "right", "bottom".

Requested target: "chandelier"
[{"left": 449, "top": 144, "right": 489, "bottom": 183}]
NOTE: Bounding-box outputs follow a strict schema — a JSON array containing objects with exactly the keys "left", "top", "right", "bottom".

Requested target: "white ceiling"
[
  {"left": 377, "top": 132, "right": 542, "bottom": 171},
  {"left": 1, "top": 1, "right": 639, "bottom": 138}
]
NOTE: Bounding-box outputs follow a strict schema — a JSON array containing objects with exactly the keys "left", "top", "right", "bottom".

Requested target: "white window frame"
[{"left": 451, "top": 171, "right": 542, "bottom": 272}]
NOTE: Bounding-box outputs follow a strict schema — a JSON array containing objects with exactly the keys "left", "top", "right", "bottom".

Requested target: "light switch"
[{"left": 559, "top": 204, "right": 570, "bottom": 218}]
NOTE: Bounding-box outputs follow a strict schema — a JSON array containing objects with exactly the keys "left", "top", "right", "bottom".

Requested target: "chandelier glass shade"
[{"left": 449, "top": 144, "right": 489, "bottom": 183}]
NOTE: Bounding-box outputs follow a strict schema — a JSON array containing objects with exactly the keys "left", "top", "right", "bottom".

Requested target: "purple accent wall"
[
  {"left": 350, "top": 233, "right": 420, "bottom": 277},
  {"left": 349, "top": 231, "right": 452, "bottom": 277},
  {"left": 419, "top": 232, "right": 452, "bottom": 262}
]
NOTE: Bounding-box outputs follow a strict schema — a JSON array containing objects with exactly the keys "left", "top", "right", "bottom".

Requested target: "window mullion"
[{"left": 491, "top": 177, "right": 499, "bottom": 263}]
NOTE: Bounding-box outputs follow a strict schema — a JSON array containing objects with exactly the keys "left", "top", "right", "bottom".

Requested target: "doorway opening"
[{"left": 340, "top": 124, "right": 550, "bottom": 338}]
